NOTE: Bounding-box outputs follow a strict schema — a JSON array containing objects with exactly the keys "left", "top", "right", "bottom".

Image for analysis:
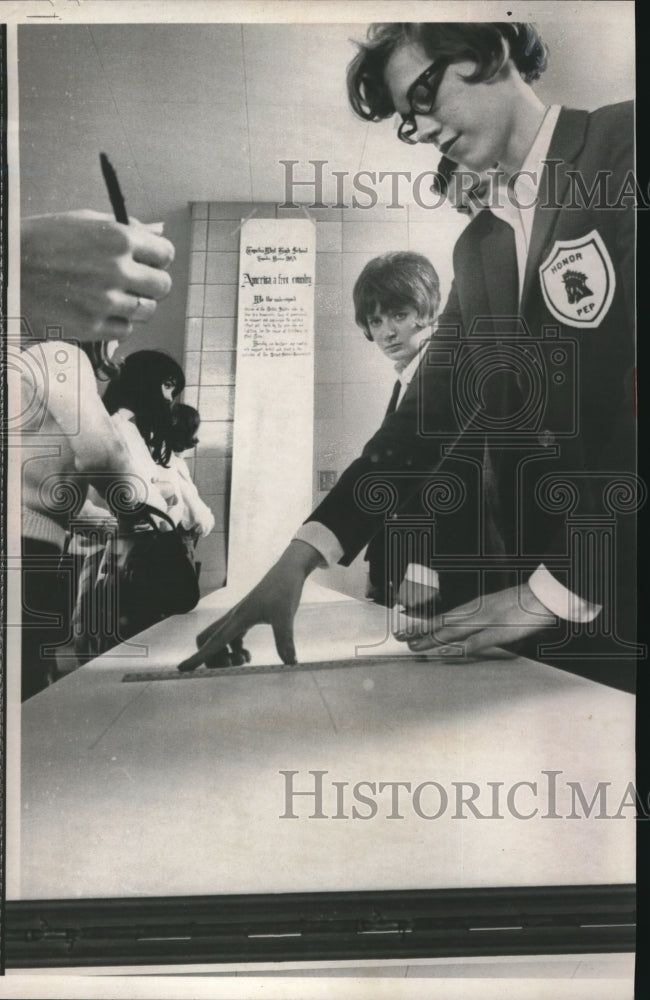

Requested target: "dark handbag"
[
  {"left": 112, "top": 505, "right": 200, "bottom": 633},
  {"left": 73, "top": 505, "right": 200, "bottom": 660}
]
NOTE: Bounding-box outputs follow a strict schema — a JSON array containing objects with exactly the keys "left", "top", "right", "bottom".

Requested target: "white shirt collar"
[
  {"left": 493, "top": 104, "right": 562, "bottom": 226},
  {"left": 396, "top": 337, "right": 429, "bottom": 386},
  {"left": 518, "top": 103, "right": 562, "bottom": 191},
  {"left": 489, "top": 105, "right": 561, "bottom": 298}
]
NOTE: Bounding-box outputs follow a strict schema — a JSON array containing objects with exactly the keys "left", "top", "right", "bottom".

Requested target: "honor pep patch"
[{"left": 539, "top": 230, "right": 615, "bottom": 328}]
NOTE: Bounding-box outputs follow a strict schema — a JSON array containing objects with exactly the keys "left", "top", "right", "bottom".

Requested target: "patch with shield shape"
[{"left": 539, "top": 229, "right": 615, "bottom": 328}]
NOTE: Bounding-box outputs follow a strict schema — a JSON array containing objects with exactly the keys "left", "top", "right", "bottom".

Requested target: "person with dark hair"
[
  {"left": 346, "top": 22, "right": 548, "bottom": 129},
  {"left": 102, "top": 349, "right": 185, "bottom": 468},
  {"left": 169, "top": 401, "right": 201, "bottom": 454},
  {"left": 71, "top": 351, "right": 189, "bottom": 662},
  {"left": 165, "top": 404, "right": 215, "bottom": 542},
  {"left": 180, "top": 21, "right": 635, "bottom": 693}
]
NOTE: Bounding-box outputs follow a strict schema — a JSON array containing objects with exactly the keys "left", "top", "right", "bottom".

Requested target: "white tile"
[
  {"left": 183, "top": 351, "right": 201, "bottom": 386},
  {"left": 314, "top": 317, "right": 345, "bottom": 351},
  {"left": 206, "top": 253, "right": 239, "bottom": 284},
  {"left": 209, "top": 202, "right": 276, "bottom": 221},
  {"left": 189, "top": 252, "right": 206, "bottom": 284},
  {"left": 314, "top": 348, "right": 343, "bottom": 385},
  {"left": 190, "top": 221, "right": 208, "bottom": 252},
  {"left": 278, "top": 206, "right": 344, "bottom": 222},
  {"left": 313, "top": 416, "right": 345, "bottom": 463},
  {"left": 203, "top": 285, "right": 238, "bottom": 318},
  {"left": 315, "top": 285, "right": 343, "bottom": 316},
  {"left": 207, "top": 221, "right": 242, "bottom": 253},
  {"left": 183, "top": 385, "right": 199, "bottom": 409},
  {"left": 194, "top": 456, "right": 231, "bottom": 495},
  {"left": 199, "top": 352, "right": 236, "bottom": 386},
  {"left": 343, "top": 221, "right": 410, "bottom": 254},
  {"left": 186, "top": 284, "right": 205, "bottom": 318},
  {"left": 315, "top": 382, "right": 342, "bottom": 421},
  {"left": 202, "top": 318, "right": 237, "bottom": 352},
  {"left": 198, "top": 386, "right": 236, "bottom": 422},
  {"left": 197, "top": 420, "right": 233, "bottom": 453},
  {"left": 316, "top": 253, "right": 343, "bottom": 285},
  {"left": 344, "top": 203, "right": 409, "bottom": 223},
  {"left": 194, "top": 448, "right": 232, "bottom": 493},
  {"left": 316, "top": 221, "right": 342, "bottom": 253},
  {"left": 185, "top": 318, "right": 203, "bottom": 352}
]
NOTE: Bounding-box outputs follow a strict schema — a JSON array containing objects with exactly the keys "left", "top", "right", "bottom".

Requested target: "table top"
[{"left": 17, "top": 582, "right": 635, "bottom": 900}]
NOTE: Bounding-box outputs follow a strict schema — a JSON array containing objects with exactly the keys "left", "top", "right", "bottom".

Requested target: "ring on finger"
[{"left": 132, "top": 294, "right": 150, "bottom": 322}]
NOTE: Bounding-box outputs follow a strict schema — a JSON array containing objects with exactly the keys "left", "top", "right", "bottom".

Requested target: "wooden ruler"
[{"left": 121, "top": 654, "right": 433, "bottom": 683}]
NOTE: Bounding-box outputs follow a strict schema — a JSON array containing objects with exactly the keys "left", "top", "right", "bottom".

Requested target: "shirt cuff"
[
  {"left": 528, "top": 564, "right": 602, "bottom": 623},
  {"left": 294, "top": 522, "right": 344, "bottom": 567},
  {"left": 404, "top": 563, "right": 440, "bottom": 590}
]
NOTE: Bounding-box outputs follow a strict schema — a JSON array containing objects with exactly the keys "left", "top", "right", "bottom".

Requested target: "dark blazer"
[
  {"left": 363, "top": 356, "right": 481, "bottom": 611},
  {"left": 307, "top": 103, "right": 636, "bottom": 685}
]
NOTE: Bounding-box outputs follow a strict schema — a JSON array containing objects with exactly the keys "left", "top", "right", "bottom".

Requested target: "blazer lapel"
[
  {"left": 480, "top": 213, "right": 519, "bottom": 324},
  {"left": 456, "top": 211, "right": 518, "bottom": 330},
  {"left": 520, "top": 107, "right": 590, "bottom": 307}
]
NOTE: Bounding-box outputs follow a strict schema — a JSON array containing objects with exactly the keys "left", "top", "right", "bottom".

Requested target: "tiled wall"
[{"left": 184, "top": 201, "right": 465, "bottom": 597}]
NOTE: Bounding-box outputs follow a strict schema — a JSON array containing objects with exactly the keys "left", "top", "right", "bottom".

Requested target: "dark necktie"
[{"left": 385, "top": 379, "right": 402, "bottom": 418}]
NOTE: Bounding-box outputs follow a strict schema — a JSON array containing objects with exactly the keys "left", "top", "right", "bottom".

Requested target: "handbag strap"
[{"left": 119, "top": 503, "right": 177, "bottom": 534}]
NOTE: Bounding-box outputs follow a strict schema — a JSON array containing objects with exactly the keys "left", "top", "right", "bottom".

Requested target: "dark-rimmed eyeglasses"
[{"left": 397, "top": 58, "right": 451, "bottom": 145}]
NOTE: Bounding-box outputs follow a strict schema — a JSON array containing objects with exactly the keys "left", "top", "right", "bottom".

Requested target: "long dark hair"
[{"left": 102, "top": 350, "right": 185, "bottom": 466}]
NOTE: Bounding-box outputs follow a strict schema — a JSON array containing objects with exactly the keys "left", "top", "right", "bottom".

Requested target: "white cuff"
[
  {"left": 294, "top": 522, "right": 344, "bottom": 567},
  {"left": 404, "top": 563, "right": 440, "bottom": 590},
  {"left": 528, "top": 564, "right": 602, "bottom": 623}
]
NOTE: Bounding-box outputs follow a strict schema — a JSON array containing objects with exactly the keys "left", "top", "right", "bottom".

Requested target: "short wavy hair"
[
  {"left": 353, "top": 251, "right": 441, "bottom": 341},
  {"left": 347, "top": 22, "right": 548, "bottom": 122}
]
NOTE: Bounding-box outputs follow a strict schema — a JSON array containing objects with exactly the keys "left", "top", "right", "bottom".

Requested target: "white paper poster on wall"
[{"left": 228, "top": 217, "right": 316, "bottom": 589}]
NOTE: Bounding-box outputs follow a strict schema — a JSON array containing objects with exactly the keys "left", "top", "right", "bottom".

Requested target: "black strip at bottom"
[{"left": 5, "top": 884, "right": 635, "bottom": 968}]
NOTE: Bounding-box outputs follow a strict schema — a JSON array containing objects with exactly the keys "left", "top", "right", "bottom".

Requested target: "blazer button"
[{"left": 538, "top": 429, "right": 555, "bottom": 447}]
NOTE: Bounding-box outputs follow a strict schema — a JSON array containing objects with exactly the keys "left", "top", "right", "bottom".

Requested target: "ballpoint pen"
[
  {"left": 100, "top": 152, "right": 129, "bottom": 224},
  {"left": 94, "top": 152, "right": 129, "bottom": 373}
]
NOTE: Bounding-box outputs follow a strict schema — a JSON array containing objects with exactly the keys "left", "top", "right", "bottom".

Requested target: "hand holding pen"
[{"left": 21, "top": 157, "right": 175, "bottom": 345}]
